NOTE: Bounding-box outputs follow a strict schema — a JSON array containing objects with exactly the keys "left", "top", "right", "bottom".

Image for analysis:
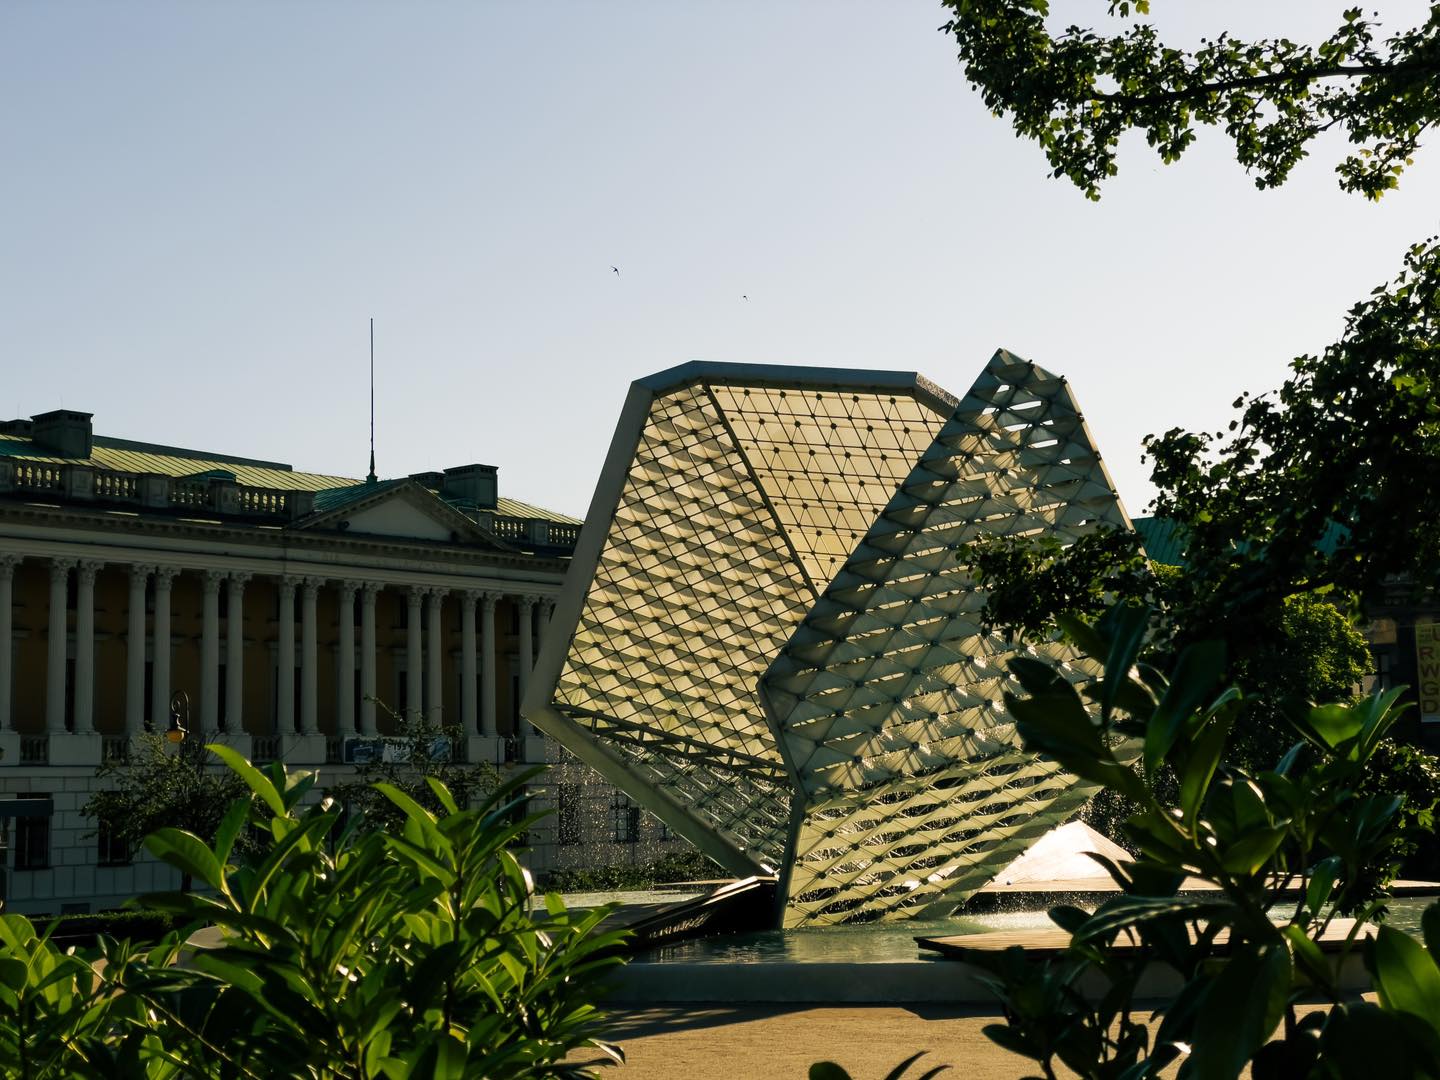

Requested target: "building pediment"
[{"left": 293, "top": 480, "right": 505, "bottom": 547}]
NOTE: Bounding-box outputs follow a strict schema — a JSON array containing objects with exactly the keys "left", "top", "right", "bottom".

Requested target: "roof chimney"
[
  {"left": 442, "top": 464, "right": 498, "bottom": 509},
  {"left": 30, "top": 410, "right": 93, "bottom": 459}
]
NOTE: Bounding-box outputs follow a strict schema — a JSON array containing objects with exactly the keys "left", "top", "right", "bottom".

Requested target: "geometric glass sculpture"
[{"left": 525, "top": 350, "right": 1135, "bottom": 925}]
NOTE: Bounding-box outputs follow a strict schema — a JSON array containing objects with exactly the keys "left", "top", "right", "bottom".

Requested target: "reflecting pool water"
[{"left": 618, "top": 893, "right": 1437, "bottom": 966}]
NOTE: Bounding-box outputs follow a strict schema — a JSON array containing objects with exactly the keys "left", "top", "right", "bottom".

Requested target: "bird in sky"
[
  {"left": 611, "top": 266, "right": 620, "bottom": 276},
  {"left": 742, "top": 295, "right": 748, "bottom": 301}
]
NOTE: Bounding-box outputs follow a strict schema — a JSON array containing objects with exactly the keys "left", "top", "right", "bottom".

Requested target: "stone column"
[
  {"left": 426, "top": 588, "right": 444, "bottom": 723},
  {"left": 46, "top": 558, "right": 75, "bottom": 733},
  {"left": 277, "top": 576, "right": 297, "bottom": 734},
  {"left": 337, "top": 580, "right": 358, "bottom": 734},
  {"left": 150, "top": 567, "right": 178, "bottom": 731},
  {"left": 0, "top": 555, "right": 20, "bottom": 732},
  {"left": 460, "top": 591, "right": 478, "bottom": 733},
  {"left": 74, "top": 561, "right": 101, "bottom": 733},
  {"left": 225, "top": 573, "right": 250, "bottom": 732},
  {"left": 200, "top": 571, "right": 223, "bottom": 733},
  {"left": 360, "top": 583, "right": 379, "bottom": 734},
  {"left": 126, "top": 564, "right": 151, "bottom": 735},
  {"left": 517, "top": 594, "right": 537, "bottom": 699},
  {"left": 480, "top": 592, "right": 498, "bottom": 737},
  {"left": 406, "top": 587, "right": 423, "bottom": 720},
  {"left": 537, "top": 599, "right": 554, "bottom": 693},
  {"left": 518, "top": 594, "right": 537, "bottom": 736},
  {"left": 300, "top": 577, "right": 321, "bottom": 735}
]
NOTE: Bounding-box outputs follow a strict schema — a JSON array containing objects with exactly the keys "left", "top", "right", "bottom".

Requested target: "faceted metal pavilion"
[{"left": 524, "top": 351, "right": 1134, "bottom": 926}]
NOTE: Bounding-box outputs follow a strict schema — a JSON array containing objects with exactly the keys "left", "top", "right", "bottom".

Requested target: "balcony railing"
[
  {"left": 19, "top": 735, "right": 48, "bottom": 765},
  {"left": 0, "top": 460, "right": 578, "bottom": 554}
]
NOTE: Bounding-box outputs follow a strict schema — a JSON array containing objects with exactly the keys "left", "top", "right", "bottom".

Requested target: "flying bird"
[
  {"left": 611, "top": 266, "right": 620, "bottom": 276},
  {"left": 742, "top": 295, "right": 748, "bottom": 301}
]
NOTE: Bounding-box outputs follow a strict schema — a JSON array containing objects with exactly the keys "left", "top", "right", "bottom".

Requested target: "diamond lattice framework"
[{"left": 525, "top": 351, "right": 1135, "bottom": 926}]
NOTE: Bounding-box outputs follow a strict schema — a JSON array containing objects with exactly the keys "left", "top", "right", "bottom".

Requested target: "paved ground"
[
  {"left": 585, "top": 1004, "right": 1051, "bottom": 1079},
  {"left": 583, "top": 1001, "right": 1352, "bottom": 1079}
]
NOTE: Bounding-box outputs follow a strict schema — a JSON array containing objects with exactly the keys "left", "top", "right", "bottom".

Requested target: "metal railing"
[{"left": 19, "top": 735, "right": 48, "bottom": 764}]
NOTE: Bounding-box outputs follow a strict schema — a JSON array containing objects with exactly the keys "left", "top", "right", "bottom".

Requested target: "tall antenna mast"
[{"left": 366, "top": 318, "right": 378, "bottom": 484}]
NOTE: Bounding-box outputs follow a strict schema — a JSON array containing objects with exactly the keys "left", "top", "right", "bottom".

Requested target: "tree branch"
[{"left": 1091, "top": 59, "right": 1440, "bottom": 109}]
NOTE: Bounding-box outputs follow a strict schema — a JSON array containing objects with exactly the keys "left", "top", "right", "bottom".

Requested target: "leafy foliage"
[
  {"left": 939, "top": 2, "right": 1440, "bottom": 199},
  {"left": 543, "top": 849, "right": 722, "bottom": 893},
  {"left": 325, "top": 709, "right": 498, "bottom": 835},
  {"left": 958, "top": 604, "right": 1440, "bottom": 1079},
  {"left": 82, "top": 734, "right": 258, "bottom": 890},
  {"left": 3, "top": 750, "right": 626, "bottom": 1078}
]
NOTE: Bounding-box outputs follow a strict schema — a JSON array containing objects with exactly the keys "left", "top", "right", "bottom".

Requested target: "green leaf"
[
  {"left": 1056, "top": 612, "right": 1108, "bottom": 662},
  {"left": 1073, "top": 895, "right": 1231, "bottom": 945},
  {"left": 1178, "top": 700, "right": 1236, "bottom": 826},
  {"left": 1283, "top": 924, "right": 1333, "bottom": 992},
  {"left": 1218, "top": 826, "right": 1288, "bottom": 877},
  {"left": 1189, "top": 943, "right": 1291, "bottom": 1080},
  {"left": 1145, "top": 639, "right": 1226, "bottom": 777},
  {"left": 1305, "top": 856, "right": 1341, "bottom": 917},
  {"left": 1423, "top": 901, "right": 1440, "bottom": 960},
  {"left": 144, "top": 828, "right": 226, "bottom": 892},
  {"left": 213, "top": 797, "right": 251, "bottom": 868},
  {"left": 208, "top": 742, "right": 286, "bottom": 817},
  {"left": 1098, "top": 602, "right": 1150, "bottom": 720},
  {"left": 1370, "top": 924, "right": 1440, "bottom": 1021}
]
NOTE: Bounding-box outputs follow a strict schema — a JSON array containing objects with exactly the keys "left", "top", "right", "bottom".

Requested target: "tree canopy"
[{"left": 940, "top": 1, "right": 1440, "bottom": 199}]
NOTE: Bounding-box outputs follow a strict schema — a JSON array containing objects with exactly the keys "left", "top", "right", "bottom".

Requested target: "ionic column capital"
[
  {"left": 361, "top": 581, "right": 383, "bottom": 599},
  {"left": 228, "top": 571, "right": 252, "bottom": 587},
  {"left": 339, "top": 579, "right": 361, "bottom": 598},
  {"left": 460, "top": 590, "right": 480, "bottom": 611},
  {"left": 129, "top": 562, "right": 155, "bottom": 582},
  {"left": 202, "top": 569, "right": 226, "bottom": 595},
  {"left": 301, "top": 575, "right": 323, "bottom": 597},
  {"left": 0, "top": 553, "right": 20, "bottom": 576},
  {"left": 278, "top": 574, "right": 300, "bottom": 595},
  {"left": 50, "top": 557, "right": 77, "bottom": 577},
  {"left": 426, "top": 585, "right": 449, "bottom": 600},
  {"left": 407, "top": 586, "right": 425, "bottom": 606},
  {"left": 153, "top": 566, "right": 180, "bottom": 588},
  {"left": 77, "top": 559, "right": 103, "bottom": 586},
  {"left": 518, "top": 593, "right": 538, "bottom": 612},
  {"left": 480, "top": 590, "right": 502, "bottom": 611}
]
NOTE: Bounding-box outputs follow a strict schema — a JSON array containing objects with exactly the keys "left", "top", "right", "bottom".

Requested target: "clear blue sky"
[{"left": 3, "top": 2, "right": 1436, "bottom": 517}]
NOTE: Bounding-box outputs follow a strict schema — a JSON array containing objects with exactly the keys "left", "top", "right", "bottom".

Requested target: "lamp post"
[{"left": 167, "top": 691, "right": 190, "bottom": 744}]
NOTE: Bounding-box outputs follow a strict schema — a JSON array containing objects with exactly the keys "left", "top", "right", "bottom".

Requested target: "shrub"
[{"left": 0, "top": 752, "right": 627, "bottom": 1079}]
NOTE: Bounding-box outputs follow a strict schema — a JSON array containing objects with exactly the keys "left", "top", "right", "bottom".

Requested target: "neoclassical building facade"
[{"left": 0, "top": 408, "right": 665, "bottom": 914}]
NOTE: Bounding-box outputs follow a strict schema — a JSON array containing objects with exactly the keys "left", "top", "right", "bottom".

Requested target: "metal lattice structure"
[{"left": 525, "top": 351, "right": 1134, "bottom": 926}]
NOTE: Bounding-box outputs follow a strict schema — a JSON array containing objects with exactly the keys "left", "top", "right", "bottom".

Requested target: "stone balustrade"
[{"left": 0, "top": 460, "right": 575, "bottom": 553}]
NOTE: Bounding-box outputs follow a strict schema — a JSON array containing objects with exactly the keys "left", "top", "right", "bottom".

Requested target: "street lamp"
[{"left": 167, "top": 691, "right": 190, "bottom": 744}]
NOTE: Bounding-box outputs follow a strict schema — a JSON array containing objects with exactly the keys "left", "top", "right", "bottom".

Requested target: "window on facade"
[
  {"left": 557, "top": 784, "right": 582, "bottom": 846},
  {"left": 13, "top": 794, "right": 52, "bottom": 870},
  {"left": 611, "top": 793, "right": 640, "bottom": 844},
  {"left": 97, "top": 819, "right": 132, "bottom": 866}
]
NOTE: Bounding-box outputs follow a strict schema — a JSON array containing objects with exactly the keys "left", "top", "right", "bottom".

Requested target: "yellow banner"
[{"left": 1418, "top": 619, "right": 1440, "bottom": 723}]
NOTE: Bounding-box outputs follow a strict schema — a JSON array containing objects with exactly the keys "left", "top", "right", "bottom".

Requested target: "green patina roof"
[
  {"left": 1134, "top": 515, "right": 1349, "bottom": 568},
  {"left": 1133, "top": 516, "right": 1185, "bottom": 566},
  {"left": 1, "top": 432, "right": 580, "bottom": 526},
  {"left": 0, "top": 433, "right": 352, "bottom": 491}
]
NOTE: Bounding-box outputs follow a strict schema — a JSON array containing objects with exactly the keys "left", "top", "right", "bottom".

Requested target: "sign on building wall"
[{"left": 1417, "top": 619, "right": 1440, "bottom": 723}]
